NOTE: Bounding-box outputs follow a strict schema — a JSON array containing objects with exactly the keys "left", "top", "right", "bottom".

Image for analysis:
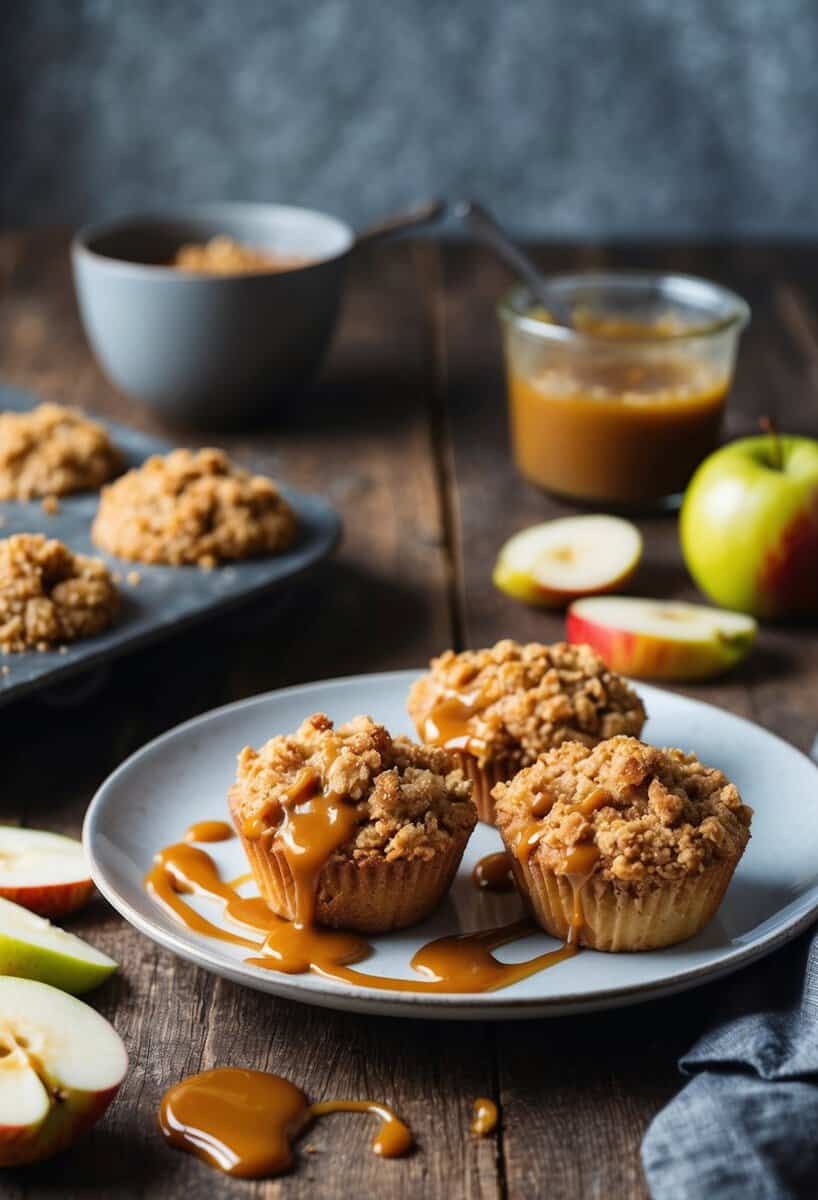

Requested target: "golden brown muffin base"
[
  {"left": 233, "top": 812, "right": 470, "bottom": 934},
  {"left": 507, "top": 849, "right": 744, "bottom": 951}
]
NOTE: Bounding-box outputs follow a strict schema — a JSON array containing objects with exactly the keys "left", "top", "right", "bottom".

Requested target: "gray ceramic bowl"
[{"left": 72, "top": 203, "right": 377, "bottom": 428}]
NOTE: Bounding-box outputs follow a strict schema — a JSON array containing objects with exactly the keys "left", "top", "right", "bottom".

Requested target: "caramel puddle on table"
[
  {"left": 146, "top": 822, "right": 579, "bottom": 993},
  {"left": 159, "top": 1066, "right": 411, "bottom": 1180},
  {"left": 472, "top": 851, "right": 515, "bottom": 893},
  {"left": 471, "top": 1097, "right": 499, "bottom": 1136}
]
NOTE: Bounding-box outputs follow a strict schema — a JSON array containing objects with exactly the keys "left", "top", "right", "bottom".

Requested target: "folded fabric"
[{"left": 642, "top": 927, "right": 818, "bottom": 1199}]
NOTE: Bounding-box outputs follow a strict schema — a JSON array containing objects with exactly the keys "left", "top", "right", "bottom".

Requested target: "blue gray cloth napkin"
[{"left": 642, "top": 926, "right": 818, "bottom": 1199}]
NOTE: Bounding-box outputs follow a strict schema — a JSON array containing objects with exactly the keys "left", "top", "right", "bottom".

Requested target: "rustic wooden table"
[{"left": 1, "top": 231, "right": 817, "bottom": 1199}]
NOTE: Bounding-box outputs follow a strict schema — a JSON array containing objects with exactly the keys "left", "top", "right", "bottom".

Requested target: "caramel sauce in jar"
[
  {"left": 159, "top": 1067, "right": 411, "bottom": 1179},
  {"left": 501, "top": 292, "right": 746, "bottom": 506}
]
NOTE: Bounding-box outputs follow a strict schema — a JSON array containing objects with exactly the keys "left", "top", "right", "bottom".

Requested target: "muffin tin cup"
[
  {"left": 508, "top": 850, "right": 746, "bottom": 952},
  {"left": 232, "top": 815, "right": 472, "bottom": 934}
]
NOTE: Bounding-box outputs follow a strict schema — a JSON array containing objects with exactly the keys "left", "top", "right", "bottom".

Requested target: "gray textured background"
[{"left": 3, "top": 0, "right": 818, "bottom": 237}]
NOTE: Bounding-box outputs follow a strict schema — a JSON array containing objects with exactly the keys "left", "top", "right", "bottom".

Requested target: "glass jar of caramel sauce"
[{"left": 499, "top": 273, "right": 749, "bottom": 507}]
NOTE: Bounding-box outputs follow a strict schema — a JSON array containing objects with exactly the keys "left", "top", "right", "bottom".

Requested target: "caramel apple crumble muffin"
[
  {"left": 92, "top": 448, "right": 297, "bottom": 567},
  {"left": 0, "top": 403, "right": 122, "bottom": 500},
  {"left": 494, "top": 735, "right": 752, "bottom": 951},
  {"left": 407, "top": 640, "right": 646, "bottom": 823},
  {"left": 0, "top": 533, "right": 120, "bottom": 653},
  {"left": 229, "top": 713, "right": 477, "bottom": 933}
]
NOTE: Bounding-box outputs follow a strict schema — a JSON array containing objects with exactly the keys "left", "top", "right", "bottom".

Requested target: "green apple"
[
  {"left": 0, "top": 897, "right": 117, "bottom": 994},
  {"left": 0, "top": 977, "right": 127, "bottom": 1165},
  {"left": 567, "top": 596, "right": 757, "bottom": 680},
  {"left": 493, "top": 515, "right": 643, "bottom": 608},
  {"left": 680, "top": 434, "right": 818, "bottom": 618}
]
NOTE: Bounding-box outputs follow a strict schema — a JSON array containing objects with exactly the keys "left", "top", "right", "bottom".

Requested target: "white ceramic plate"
[{"left": 84, "top": 671, "right": 818, "bottom": 1020}]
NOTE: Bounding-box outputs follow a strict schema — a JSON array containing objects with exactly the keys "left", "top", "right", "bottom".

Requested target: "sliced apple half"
[
  {"left": 567, "top": 596, "right": 757, "bottom": 680},
  {"left": 0, "top": 976, "right": 127, "bottom": 1166},
  {"left": 0, "top": 898, "right": 117, "bottom": 995},
  {"left": 493, "top": 515, "right": 643, "bottom": 607},
  {"left": 0, "top": 827, "right": 94, "bottom": 918}
]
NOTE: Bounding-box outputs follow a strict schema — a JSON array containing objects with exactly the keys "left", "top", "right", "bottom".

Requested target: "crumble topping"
[
  {"left": 0, "top": 533, "right": 120, "bottom": 653},
  {"left": 230, "top": 713, "right": 477, "bottom": 862},
  {"left": 407, "top": 640, "right": 646, "bottom": 768},
  {"left": 494, "top": 736, "right": 752, "bottom": 884},
  {"left": 171, "top": 236, "right": 308, "bottom": 275},
  {"left": 0, "top": 403, "right": 122, "bottom": 500},
  {"left": 92, "top": 447, "right": 297, "bottom": 566}
]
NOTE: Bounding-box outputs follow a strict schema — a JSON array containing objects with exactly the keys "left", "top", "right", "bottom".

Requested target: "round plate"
[{"left": 84, "top": 671, "right": 818, "bottom": 1020}]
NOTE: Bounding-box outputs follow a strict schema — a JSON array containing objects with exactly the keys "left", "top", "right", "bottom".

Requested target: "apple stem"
[{"left": 760, "top": 416, "right": 783, "bottom": 470}]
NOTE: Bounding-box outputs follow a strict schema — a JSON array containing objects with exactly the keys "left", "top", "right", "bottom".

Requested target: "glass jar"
[{"left": 498, "top": 272, "right": 749, "bottom": 508}]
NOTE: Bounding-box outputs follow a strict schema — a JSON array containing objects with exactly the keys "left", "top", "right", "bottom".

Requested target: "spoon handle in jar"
[{"left": 454, "top": 199, "right": 562, "bottom": 316}]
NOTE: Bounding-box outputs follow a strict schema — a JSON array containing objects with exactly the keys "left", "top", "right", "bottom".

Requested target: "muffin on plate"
[
  {"left": 407, "top": 640, "right": 646, "bottom": 823},
  {"left": 92, "top": 447, "right": 297, "bottom": 567},
  {"left": 228, "top": 713, "right": 477, "bottom": 933},
  {"left": 0, "top": 533, "right": 120, "bottom": 653},
  {"left": 494, "top": 735, "right": 752, "bottom": 952},
  {"left": 0, "top": 403, "right": 122, "bottom": 500}
]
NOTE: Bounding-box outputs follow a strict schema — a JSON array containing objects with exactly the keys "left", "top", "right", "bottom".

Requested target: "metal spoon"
[{"left": 454, "top": 199, "right": 570, "bottom": 322}]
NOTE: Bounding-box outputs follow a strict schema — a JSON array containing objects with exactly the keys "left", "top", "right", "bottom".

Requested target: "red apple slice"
[
  {"left": 567, "top": 596, "right": 757, "bottom": 680},
  {"left": 0, "top": 828, "right": 94, "bottom": 918},
  {"left": 0, "top": 976, "right": 127, "bottom": 1166},
  {"left": 493, "top": 516, "right": 642, "bottom": 607}
]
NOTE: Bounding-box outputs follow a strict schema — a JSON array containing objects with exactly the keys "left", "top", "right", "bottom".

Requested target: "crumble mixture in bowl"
[
  {"left": 92, "top": 447, "right": 298, "bottom": 567},
  {"left": 0, "top": 533, "right": 120, "bottom": 653},
  {"left": 494, "top": 735, "right": 752, "bottom": 952},
  {"left": 229, "top": 713, "right": 477, "bottom": 933},
  {"left": 0, "top": 403, "right": 122, "bottom": 500},
  {"left": 407, "top": 639, "right": 646, "bottom": 823}
]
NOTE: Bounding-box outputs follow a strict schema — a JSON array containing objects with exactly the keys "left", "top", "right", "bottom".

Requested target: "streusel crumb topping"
[
  {"left": 0, "top": 403, "right": 122, "bottom": 500},
  {"left": 230, "top": 713, "right": 477, "bottom": 863},
  {"left": 494, "top": 736, "right": 751, "bottom": 884},
  {"left": 92, "top": 448, "right": 297, "bottom": 566},
  {"left": 0, "top": 533, "right": 120, "bottom": 653},
  {"left": 407, "top": 640, "right": 646, "bottom": 767}
]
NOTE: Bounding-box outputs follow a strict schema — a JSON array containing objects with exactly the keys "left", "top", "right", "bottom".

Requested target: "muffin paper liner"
[
  {"left": 507, "top": 847, "right": 745, "bottom": 952},
  {"left": 231, "top": 804, "right": 471, "bottom": 934}
]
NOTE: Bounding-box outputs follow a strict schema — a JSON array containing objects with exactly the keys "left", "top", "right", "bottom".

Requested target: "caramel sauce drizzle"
[
  {"left": 420, "top": 687, "right": 491, "bottom": 754},
  {"left": 512, "top": 786, "right": 610, "bottom": 944},
  {"left": 184, "top": 820, "right": 234, "bottom": 844},
  {"left": 159, "top": 1066, "right": 411, "bottom": 1179},
  {"left": 472, "top": 851, "right": 515, "bottom": 893},
  {"left": 471, "top": 1097, "right": 499, "bottom": 1136},
  {"left": 274, "top": 771, "right": 360, "bottom": 928},
  {"left": 145, "top": 824, "right": 580, "bottom": 994}
]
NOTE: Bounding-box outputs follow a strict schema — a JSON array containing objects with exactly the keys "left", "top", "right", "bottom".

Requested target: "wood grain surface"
[{"left": 0, "top": 231, "right": 816, "bottom": 1199}]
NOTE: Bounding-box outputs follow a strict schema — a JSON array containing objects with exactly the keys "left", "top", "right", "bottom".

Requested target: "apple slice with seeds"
[
  {"left": 493, "top": 515, "right": 642, "bottom": 608},
  {"left": 567, "top": 596, "right": 757, "bottom": 680},
  {"left": 0, "top": 898, "right": 117, "bottom": 995},
  {"left": 0, "top": 976, "right": 127, "bottom": 1166},
  {"left": 0, "top": 827, "right": 94, "bottom": 918}
]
